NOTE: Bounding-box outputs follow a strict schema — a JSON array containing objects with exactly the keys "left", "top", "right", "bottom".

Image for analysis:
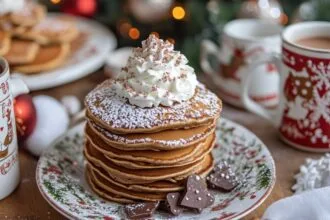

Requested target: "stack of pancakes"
[
  {"left": 0, "top": 2, "right": 79, "bottom": 74},
  {"left": 84, "top": 80, "right": 222, "bottom": 203}
]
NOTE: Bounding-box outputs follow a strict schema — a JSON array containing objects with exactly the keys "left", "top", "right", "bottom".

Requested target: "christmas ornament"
[
  {"left": 61, "top": 95, "right": 81, "bottom": 116},
  {"left": 25, "top": 96, "right": 69, "bottom": 157},
  {"left": 292, "top": 154, "right": 330, "bottom": 194},
  {"left": 238, "top": 0, "right": 285, "bottom": 24},
  {"left": 128, "top": 0, "right": 173, "bottom": 23},
  {"left": 292, "top": 0, "right": 330, "bottom": 23},
  {"left": 61, "top": 0, "right": 97, "bottom": 17},
  {"left": 291, "top": 2, "right": 314, "bottom": 23},
  {"left": 14, "top": 94, "right": 37, "bottom": 142}
]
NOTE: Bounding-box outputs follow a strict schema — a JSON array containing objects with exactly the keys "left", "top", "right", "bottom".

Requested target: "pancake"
[
  {"left": 87, "top": 163, "right": 183, "bottom": 193},
  {"left": 12, "top": 43, "right": 70, "bottom": 74},
  {"left": 4, "top": 39, "right": 39, "bottom": 65},
  {"left": 86, "top": 151, "right": 214, "bottom": 193},
  {"left": 0, "top": 30, "right": 10, "bottom": 56},
  {"left": 87, "top": 136, "right": 204, "bottom": 168},
  {"left": 20, "top": 16, "right": 79, "bottom": 45},
  {"left": 87, "top": 154, "right": 214, "bottom": 202},
  {"left": 103, "top": 153, "right": 214, "bottom": 185},
  {"left": 8, "top": 3, "right": 46, "bottom": 27},
  {"left": 87, "top": 173, "right": 134, "bottom": 204},
  {"left": 85, "top": 80, "right": 222, "bottom": 134},
  {"left": 88, "top": 166, "right": 167, "bottom": 201},
  {"left": 84, "top": 143, "right": 207, "bottom": 184},
  {"left": 86, "top": 119, "right": 216, "bottom": 150},
  {"left": 86, "top": 126, "right": 214, "bottom": 164},
  {"left": 99, "top": 134, "right": 215, "bottom": 169}
]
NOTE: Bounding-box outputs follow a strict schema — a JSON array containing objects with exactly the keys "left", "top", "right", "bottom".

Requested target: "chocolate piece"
[
  {"left": 205, "top": 191, "right": 215, "bottom": 207},
  {"left": 164, "top": 192, "right": 185, "bottom": 216},
  {"left": 124, "top": 201, "right": 159, "bottom": 220},
  {"left": 180, "top": 174, "right": 214, "bottom": 210},
  {"left": 196, "top": 191, "right": 215, "bottom": 213},
  {"left": 207, "top": 162, "right": 239, "bottom": 191}
]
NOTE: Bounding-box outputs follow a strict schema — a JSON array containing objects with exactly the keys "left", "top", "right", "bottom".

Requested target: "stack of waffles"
[
  {"left": 83, "top": 35, "right": 222, "bottom": 203},
  {"left": 0, "top": 1, "right": 79, "bottom": 74}
]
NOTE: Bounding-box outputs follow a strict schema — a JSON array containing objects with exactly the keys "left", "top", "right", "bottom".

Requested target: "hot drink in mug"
[
  {"left": 0, "top": 58, "right": 29, "bottom": 199},
  {"left": 241, "top": 22, "right": 330, "bottom": 152}
]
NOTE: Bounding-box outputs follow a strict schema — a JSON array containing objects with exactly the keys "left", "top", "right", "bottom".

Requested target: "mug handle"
[
  {"left": 241, "top": 52, "right": 282, "bottom": 127},
  {"left": 9, "top": 76, "right": 29, "bottom": 97},
  {"left": 200, "top": 39, "right": 219, "bottom": 78}
]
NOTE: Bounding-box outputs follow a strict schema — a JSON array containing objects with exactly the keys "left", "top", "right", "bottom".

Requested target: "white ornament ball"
[
  {"left": 25, "top": 96, "right": 69, "bottom": 156},
  {"left": 128, "top": 0, "right": 173, "bottom": 23},
  {"left": 61, "top": 95, "right": 81, "bottom": 116}
]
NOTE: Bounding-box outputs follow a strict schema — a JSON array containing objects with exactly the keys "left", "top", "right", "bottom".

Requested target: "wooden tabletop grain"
[{"left": 0, "top": 70, "right": 322, "bottom": 220}]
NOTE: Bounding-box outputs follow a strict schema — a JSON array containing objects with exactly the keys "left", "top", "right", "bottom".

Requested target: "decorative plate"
[
  {"left": 13, "top": 14, "right": 117, "bottom": 91},
  {"left": 36, "top": 118, "right": 276, "bottom": 220}
]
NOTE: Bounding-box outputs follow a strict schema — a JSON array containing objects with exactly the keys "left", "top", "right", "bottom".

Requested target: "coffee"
[{"left": 295, "top": 37, "right": 330, "bottom": 50}]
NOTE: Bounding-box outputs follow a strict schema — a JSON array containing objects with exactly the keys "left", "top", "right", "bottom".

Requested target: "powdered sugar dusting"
[
  {"left": 88, "top": 120, "right": 214, "bottom": 147},
  {"left": 85, "top": 80, "right": 221, "bottom": 130}
]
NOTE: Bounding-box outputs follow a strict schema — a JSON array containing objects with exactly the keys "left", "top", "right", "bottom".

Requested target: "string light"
[
  {"left": 50, "top": 0, "right": 61, "bottom": 4},
  {"left": 129, "top": 28, "right": 140, "bottom": 40},
  {"left": 172, "top": 6, "right": 185, "bottom": 20},
  {"left": 119, "top": 22, "right": 132, "bottom": 36}
]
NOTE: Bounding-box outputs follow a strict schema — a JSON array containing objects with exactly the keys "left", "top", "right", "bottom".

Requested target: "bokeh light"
[
  {"left": 50, "top": 0, "right": 61, "bottom": 4},
  {"left": 77, "top": 0, "right": 97, "bottom": 15},
  {"left": 129, "top": 28, "right": 140, "bottom": 40},
  {"left": 119, "top": 22, "right": 132, "bottom": 36},
  {"left": 172, "top": 6, "right": 185, "bottom": 20}
]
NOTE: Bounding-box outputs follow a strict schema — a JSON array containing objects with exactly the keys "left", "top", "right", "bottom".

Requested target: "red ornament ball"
[
  {"left": 61, "top": 0, "right": 97, "bottom": 17},
  {"left": 14, "top": 94, "right": 37, "bottom": 142}
]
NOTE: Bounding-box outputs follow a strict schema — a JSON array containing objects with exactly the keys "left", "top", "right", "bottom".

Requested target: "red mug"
[{"left": 241, "top": 22, "right": 330, "bottom": 152}]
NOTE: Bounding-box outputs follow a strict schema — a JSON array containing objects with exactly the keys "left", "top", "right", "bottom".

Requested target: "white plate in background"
[{"left": 12, "top": 14, "right": 117, "bottom": 91}]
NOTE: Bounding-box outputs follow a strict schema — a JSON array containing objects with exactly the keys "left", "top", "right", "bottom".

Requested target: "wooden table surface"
[{"left": 0, "top": 70, "right": 322, "bottom": 220}]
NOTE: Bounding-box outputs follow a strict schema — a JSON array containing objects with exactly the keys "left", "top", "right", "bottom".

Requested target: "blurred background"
[{"left": 40, "top": 0, "right": 330, "bottom": 72}]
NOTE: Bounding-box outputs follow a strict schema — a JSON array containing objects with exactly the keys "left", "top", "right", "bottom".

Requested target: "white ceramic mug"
[
  {"left": 200, "top": 19, "right": 282, "bottom": 108},
  {"left": 241, "top": 22, "right": 330, "bottom": 152},
  {"left": 0, "top": 58, "right": 29, "bottom": 199}
]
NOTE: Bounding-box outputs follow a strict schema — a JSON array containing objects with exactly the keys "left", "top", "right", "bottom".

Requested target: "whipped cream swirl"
[
  {"left": 0, "top": 0, "right": 25, "bottom": 15},
  {"left": 113, "top": 35, "right": 198, "bottom": 108}
]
